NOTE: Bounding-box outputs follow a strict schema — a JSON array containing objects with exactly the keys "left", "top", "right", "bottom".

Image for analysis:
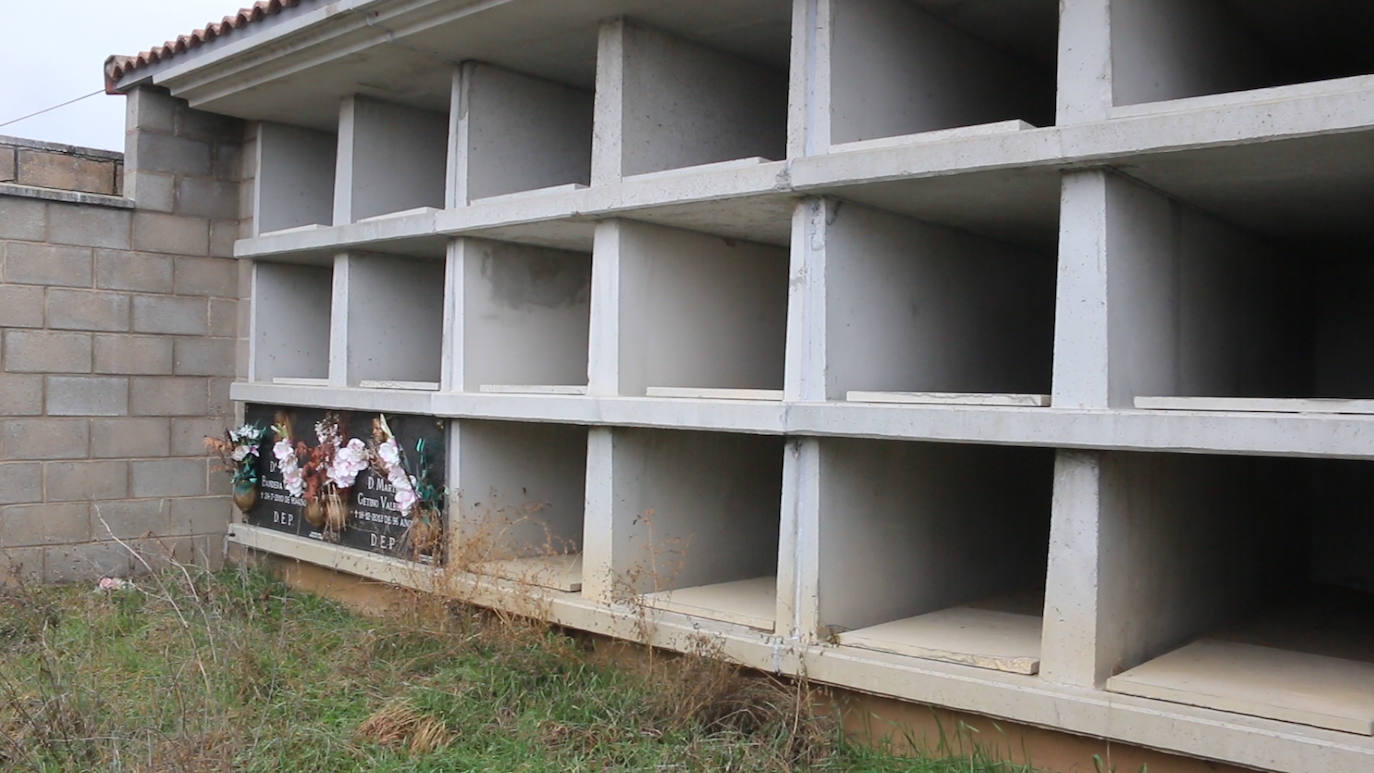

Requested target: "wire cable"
[{"left": 0, "top": 90, "right": 105, "bottom": 130}]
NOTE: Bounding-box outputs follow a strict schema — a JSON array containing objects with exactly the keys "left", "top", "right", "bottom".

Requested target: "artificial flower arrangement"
[
  {"left": 205, "top": 423, "right": 266, "bottom": 513},
  {"left": 370, "top": 414, "right": 446, "bottom": 558}
]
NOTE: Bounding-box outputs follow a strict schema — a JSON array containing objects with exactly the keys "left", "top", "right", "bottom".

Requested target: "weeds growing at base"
[{"left": 0, "top": 562, "right": 1033, "bottom": 771}]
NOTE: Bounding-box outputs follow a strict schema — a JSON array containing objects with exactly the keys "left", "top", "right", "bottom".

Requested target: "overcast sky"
[{"left": 0, "top": 0, "right": 242, "bottom": 150}]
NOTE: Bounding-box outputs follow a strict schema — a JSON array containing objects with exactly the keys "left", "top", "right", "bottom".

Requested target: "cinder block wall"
[{"left": 0, "top": 88, "right": 248, "bottom": 583}]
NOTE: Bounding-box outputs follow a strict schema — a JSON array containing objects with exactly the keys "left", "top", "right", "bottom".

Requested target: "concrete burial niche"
[
  {"left": 337, "top": 252, "right": 446, "bottom": 389},
  {"left": 334, "top": 95, "right": 448, "bottom": 224},
  {"left": 591, "top": 220, "right": 788, "bottom": 398},
  {"left": 821, "top": 439, "right": 1054, "bottom": 674},
  {"left": 1110, "top": 0, "right": 1374, "bottom": 110},
  {"left": 1097, "top": 453, "right": 1374, "bottom": 735},
  {"left": 592, "top": 18, "right": 786, "bottom": 183},
  {"left": 823, "top": 0, "right": 1057, "bottom": 148},
  {"left": 1094, "top": 176, "right": 1374, "bottom": 412},
  {"left": 254, "top": 122, "right": 337, "bottom": 235},
  {"left": 456, "top": 238, "right": 591, "bottom": 394},
  {"left": 822, "top": 202, "right": 1056, "bottom": 405},
  {"left": 601, "top": 429, "right": 785, "bottom": 631},
  {"left": 457, "top": 420, "right": 588, "bottom": 592},
  {"left": 453, "top": 62, "right": 593, "bottom": 203},
  {"left": 250, "top": 261, "right": 333, "bottom": 385}
]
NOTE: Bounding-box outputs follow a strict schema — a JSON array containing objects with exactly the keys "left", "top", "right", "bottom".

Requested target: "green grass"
[{"left": 0, "top": 565, "right": 1035, "bottom": 772}]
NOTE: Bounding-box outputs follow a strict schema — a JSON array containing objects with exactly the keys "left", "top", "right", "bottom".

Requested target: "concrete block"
[
  {"left": 125, "top": 171, "right": 175, "bottom": 212},
  {"left": 91, "top": 499, "right": 169, "bottom": 540},
  {"left": 94, "top": 249, "right": 173, "bottom": 293},
  {"left": 0, "top": 546, "right": 44, "bottom": 585},
  {"left": 125, "top": 86, "right": 175, "bottom": 134},
  {"left": 133, "top": 131, "right": 211, "bottom": 176},
  {"left": 47, "top": 204, "right": 132, "bottom": 249},
  {"left": 129, "top": 376, "right": 207, "bottom": 416},
  {"left": 0, "top": 284, "right": 44, "bottom": 327},
  {"left": 171, "top": 418, "right": 225, "bottom": 456},
  {"left": 91, "top": 417, "right": 170, "bottom": 458},
  {"left": 209, "top": 298, "right": 238, "bottom": 336},
  {"left": 93, "top": 334, "right": 173, "bottom": 375},
  {"left": 170, "top": 496, "right": 231, "bottom": 535},
  {"left": 0, "top": 147, "right": 13, "bottom": 182},
  {"left": 130, "top": 458, "right": 206, "bottom": 498},
  {"left": 208, "top": 377, "right": 233, "bottom": 416},
  {"left": 0, "top": 374, "right": 43, "bottom": 415},
  {"left": 173, "top": 256, "right": 237, "bottom": 297},
  {"left": 0, "top": 419, "right": 89, "bottom": 460},
  {"left": 0, "top": 463, "right": 43, "bottom": 504},
  {"left": 46, "top": 375, "right": 128, "bottom": 416},
  {"left": 3, "top": 330, "right": 91, "bottom": 373},
  {"left": 213, "top": 144, "right": 242, "bottom": 183},
  {"left": 44, "top": 541, "right": 132, "bottom": 583},
  {"left": 44, "top": 460, "right": 128, "bottom": 501},
  {"left": 0, "top": 196, "right": 45, "bottom": 240},
  {"left": 207, "top": 457, "right": 231, "bottom": 495},
  {"left": 131, "top": 212, "right": 209, "bottom": 255},
  {"left": 46, "top": 289, "right": 130, "bottom": 332},
  {"left": 176, "top": 108, "right": 242, "bottom": 144},
  {"left": 209, "top": 219, "right": 239, "bottom": 258},
  {"left": 16, "top": 150, "right": 118, "bottom": 195},
  {"left": 173, "top": 337, "right": 236, "bottom": 376},
  {"left": 132, "top": 295, "right": 207, "bottom": 335},
  {"left": 0, "top": 502, "right": 90, "bottom": 546},
  {"left": 175, "top": 177, "right": 239, "bottom": 219},
  {"left": 3, "top": 242, "right": 91, "bottom": 287}
]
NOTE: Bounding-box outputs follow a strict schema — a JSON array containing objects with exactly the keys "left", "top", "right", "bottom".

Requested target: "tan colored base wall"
[{"left": 243, "top": 549, "right": 1257, "bottom": 773}]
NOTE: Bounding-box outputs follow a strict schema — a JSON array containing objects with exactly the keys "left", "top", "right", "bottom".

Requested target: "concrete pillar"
[
  {"left": 1056, "top": 0, "right": 1114, "bottom": 123},
  {"left": 786, "top": 0, "right": 831, "bottom": 157}
]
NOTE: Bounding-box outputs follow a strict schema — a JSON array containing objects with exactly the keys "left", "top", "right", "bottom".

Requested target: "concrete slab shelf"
[
  {"left": 1108, "top": 587, "right": 1374, "bottom": 735},
  {"left": 813, "top": 0, "right": 1056, "bottom": 151},
  {"left": 336, "top": 252, "right": 447, "bottom": 389},
  {"left": 810, "top": 200, "right": 1055, "bottom": 400},
  {"left": 815, "top": 437, "right": 1054, "bottom": 674},
  {"left": 455, "top": 420, "right": 588, "bottom": 592},
  {"left": 641, "top": 575, "right": 777, "bottom": 631},
  {"left": 249, "top": 261, "right": 334, "bottom": 384},
  {"left": 592, "top": 219, "right": 787, "bottom": 397},
  {"left": 1109, "top": 1, "right": 1374, "bottom": 112},
  {"left": 453, "top": 238, "right": 591, "bottom": 395},
  {"left": 588, "top": 428, "right": 784, "bottom": 626}
]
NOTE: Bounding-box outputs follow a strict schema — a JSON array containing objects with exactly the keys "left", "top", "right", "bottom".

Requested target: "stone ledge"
[
  {"left": 0, "top": 184, "right": 135, "bottom": 209},
  {"left": 0, "top": 134, "right": 123, "bottom": 161}
]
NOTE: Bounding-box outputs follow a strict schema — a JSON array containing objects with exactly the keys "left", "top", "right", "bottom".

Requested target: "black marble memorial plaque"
[{"left": 242, "top": 404, "right": 447, "bottom": 563}]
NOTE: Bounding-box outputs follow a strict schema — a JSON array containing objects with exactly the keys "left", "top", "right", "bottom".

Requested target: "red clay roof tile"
[{"left": 104, "top": 0, "right": 305, "bottom": 93}]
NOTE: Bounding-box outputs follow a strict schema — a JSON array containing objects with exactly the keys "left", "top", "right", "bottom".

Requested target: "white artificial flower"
[
  {"left": 273, "top": 439, "right": 294, "bottom": 464},
  {"left": 231, "top": 445, "right": 249, "bottom": 462},
  {"left": 394, "top": 485, "right": 418, "bottom": 513},
  {"left": 283, "top": 467, "right": 305, "bottom": 497},
  {"left": 377, "top": 439, "right": 401, "bottom": 467}
]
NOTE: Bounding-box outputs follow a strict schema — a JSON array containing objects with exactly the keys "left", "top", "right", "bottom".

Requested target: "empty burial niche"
[
  {"left": 600, "top": 220, "right": 788, "bottom": 398},
  {"left": 594, "top": 19, "right": 786, "bottom": 182},
  {"left": 457, "top": 421, "right": 587, "bottom": 592},
  {"left": 458, "top": 239, "right": 591, "bottom": 395},
  {"left": 251, "top": 261, "right": 333, "bottom": 385},
  {"left": 335, "top": 95, "right": 448, "bottom": 224},
  {"left": 455, "top": 63, "right": 593, "bottom": 203},
  {"left": 614, "top": 429, "right": 784, "bottom": 631},
  {"left": 825, "top": 0, "right": 1057, "bottom": 149},
  {"left": 1100, "top": 453, "right": 1374, "bottom": 735},
  {"left": 821, "top": 439, "right": 1054, "bottom": 674},
  {"left": 254, "top": 122, "right": 337, "bottom": 236},
  {"left": 1104, "top": 180, "right": 1374, "bottom": 413},
  {"left": 1111, "top": 1, "right": 1374, "bottom": 111},
  {"left": 827, "top": 203, "right": 1056, "bottom": 405},
  {"left": 341, "top": 252, "right": 446, "bottom": 390}
]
